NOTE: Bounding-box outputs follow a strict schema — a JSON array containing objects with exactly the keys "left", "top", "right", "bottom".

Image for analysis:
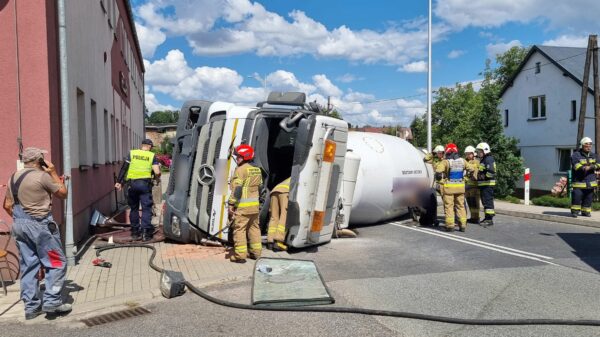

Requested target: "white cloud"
[
  {"left": 448, "top": 49, "right": 465, "bottom": 59},
  {"left": 399, "top": 60, "right": 428, "bottom": 73},
  {"left": 143, "top": 49, "right": 425, "bottom": 127},
  {"left": 313, "top": 74, "right": 342, "bottom": 97},
  {"left": 337, "top": 74, "right": 362, "bottom": 83},
  {"left": 135, "top": 23, "right": 166, "bottom": 57},
  {"left": 543, "top": 35, "right": 589, "bottom": 47},
  {"left": 134, "top": 0, "right": 451, "bottom": 66},
  {"left": 486, "top": 40, "right": 522, "bottom": 58},
  {"left": 145, "top": 91, "right": 176, "bottom": 113},
  {"left": 435, "top": 0, "right": 600, "bottom": 30}
]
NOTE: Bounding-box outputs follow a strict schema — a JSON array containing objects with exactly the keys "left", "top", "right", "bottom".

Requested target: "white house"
[{"left": 500, "top": 45, "right": 597, "bottom": 195}]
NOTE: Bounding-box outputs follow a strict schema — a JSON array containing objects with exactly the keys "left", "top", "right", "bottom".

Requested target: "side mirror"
[{"left": 279, "top": 111, "right": 305, "bottom": 132}]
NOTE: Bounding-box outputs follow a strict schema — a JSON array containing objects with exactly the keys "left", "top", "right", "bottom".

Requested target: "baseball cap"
[
  {"left": 21, "top": 147, "right": 48, "bottom": 163},
  {"left": 142, "top": 139, "right": 154, "bottom": 146}
]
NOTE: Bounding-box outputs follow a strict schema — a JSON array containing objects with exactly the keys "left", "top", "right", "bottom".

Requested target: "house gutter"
[{"left": 58, "top": 0, "right": 75, "bottom": 266}]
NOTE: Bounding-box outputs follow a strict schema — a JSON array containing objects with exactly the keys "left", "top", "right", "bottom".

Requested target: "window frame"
[
  {"left": 529, "top": 95, "right": 546, "bottom": 120},
  {"left": 557, "top": 148, "right": 573, "bottom": 174},
  {"left": 570, "top": 100, "right": 577, "bottom": 121}
]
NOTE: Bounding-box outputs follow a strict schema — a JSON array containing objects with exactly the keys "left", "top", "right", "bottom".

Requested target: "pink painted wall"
[{"left": 0, "top": 0, "right": 60, "bottom": 279}]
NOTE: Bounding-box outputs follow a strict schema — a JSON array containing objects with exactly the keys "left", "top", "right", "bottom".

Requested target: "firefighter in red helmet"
[
  {"left": 435, "top": 143, "right": 468, "bottom": 232},
  {"left": 228, "top": 144, "right": 263, "bottom": 263}
]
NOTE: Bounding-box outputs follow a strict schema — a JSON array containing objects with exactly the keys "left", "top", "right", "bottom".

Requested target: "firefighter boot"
[
  {"left": 581, "top": 211, "right": 592, "bottom": 217},
  {"left": 571, "top": 210, "right": 580, "bottom": 218}
]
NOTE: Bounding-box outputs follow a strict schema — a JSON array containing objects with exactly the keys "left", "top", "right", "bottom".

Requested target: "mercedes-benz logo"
[{"left": 197, "top": 164, "right": 215, "bottom": 186}]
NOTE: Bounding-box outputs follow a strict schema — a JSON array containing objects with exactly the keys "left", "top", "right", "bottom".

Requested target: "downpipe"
[{"left": 57, "top": 0, "right": 75, "bottom": 266}]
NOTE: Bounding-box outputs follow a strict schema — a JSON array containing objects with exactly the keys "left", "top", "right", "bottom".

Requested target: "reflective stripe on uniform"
[
  {"left": 485, "top": 209, "right": 495, "bottom": 215},
  {"left": 276, "top": 242, "right": 287, "bottom": 250},
  {"left": 234, "top": 245, "right": 247, "bottom": 253},
  {"left": 478, "top": 180, "right": 496, "bottom": 186},
  {"left": 582, "top": 207, "right": 592, "bottom": 212},
  {"left": 571, "top": 205, "right": 581, "bottom": 210},
  {"left": 238, "top": 197, "right": 259, "bottom": 208},
  {"left": 249, "top": 242, "right": 262, "bottom": 250},
  {"left": 445, "top": 182, "right": 465, "bottom": 187}
]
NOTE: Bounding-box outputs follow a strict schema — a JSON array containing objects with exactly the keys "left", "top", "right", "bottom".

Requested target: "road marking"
[
  {"left": 389, "top": 222, "right": 558, "bottom": 266},
  {"left": 417, "top": 227, "right": 553, "bottom": 260}
]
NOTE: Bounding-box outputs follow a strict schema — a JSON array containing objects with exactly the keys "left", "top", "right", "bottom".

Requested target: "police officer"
[
  {"left": 464, "top": 146, "right": 480, "bottom": 224},
  {"left": 267, "top": 177, "right": 290, "bottom": 252},
  {"left": 228, "top": 144, "right": 263, "bottom": 263},
  {"left": 115, "top": 139, "right": 161, "bottom": 242},
  {"left": 476, "top": 142, "right": 496, "bottom": 226},
  {"left": 570, "top": 137, "right": 599, "bottom": 217},
  {"left": 3, "top": 147, "right": 71, "bottom": 319},
  {"left": 436, "top": 143, "right": 467, "bottom": 232}
]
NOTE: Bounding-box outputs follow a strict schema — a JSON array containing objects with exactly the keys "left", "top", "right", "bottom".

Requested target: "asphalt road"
[{"left": 3, "top": 214, "right": 600, "bottom": 336}]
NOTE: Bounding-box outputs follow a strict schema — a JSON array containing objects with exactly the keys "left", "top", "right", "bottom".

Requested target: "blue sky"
[{"left": 132, "top": 0, "right": 600, "bottom": 126}]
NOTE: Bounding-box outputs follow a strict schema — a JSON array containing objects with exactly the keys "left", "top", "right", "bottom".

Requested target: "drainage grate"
[{"left": 81, "top": 307, "right": 151, "bottom": 327}]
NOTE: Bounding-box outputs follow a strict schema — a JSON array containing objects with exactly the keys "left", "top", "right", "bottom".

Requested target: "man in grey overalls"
[{"left": 2, "top": 147, "right": 71, "bottom": 320}]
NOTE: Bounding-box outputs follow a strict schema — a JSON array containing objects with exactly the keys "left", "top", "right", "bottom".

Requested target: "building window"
[
  {"left": 91, "top": 100, "right": 99, "bottom": 164},
  {"left": 111, "top": 115, "right": 116, "bottom": 161},
  {"left": 558, "top": 148, "right": 573, "bottom": 173},
  {"left": 104, "top": 110, "right": 110, "bottom": 163},
  {"left": 77, "top": 89, "right": 88, "bottom": 165},
  {"left": 504, "top": 109, "right": 509, "bottom": 127},
  {"left": 530, "top": 95, "right": 546, "bottom": 119},
  {"left": 535, "top": 62, "right": 541, "bottom": 74},
  {"left": 571, "top": 100, "right": 577, "bottom": 121}
]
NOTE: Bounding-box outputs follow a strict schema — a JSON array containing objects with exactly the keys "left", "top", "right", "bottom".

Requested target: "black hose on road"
[{"left": 96, "top": 244, "right": 600, "bottom": 327}]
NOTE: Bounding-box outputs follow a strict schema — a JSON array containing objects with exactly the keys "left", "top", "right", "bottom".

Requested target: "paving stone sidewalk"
[
  {"left": 494, "top": 200, "right": 600, "bottom": 228},
  {"left": 0, "top": 239, "right": 280, "bottom": 323}
]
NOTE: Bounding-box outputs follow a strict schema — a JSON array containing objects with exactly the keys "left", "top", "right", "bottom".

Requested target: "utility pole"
[
  {"left": 577, "top": 35, "right": 594, "bottom": 149},
  {"left": 593, "top": 36, "right": 600, "bottom": 154},
  {"left": 426, "top": 0, "right": 432, "bottom": 152},
  {"left": 327, "top": 96, "right": 331, "bottom": 115}
]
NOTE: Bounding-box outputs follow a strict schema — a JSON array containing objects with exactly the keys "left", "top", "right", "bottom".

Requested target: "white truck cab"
[{"left": 163, "top": 92, "right": 349, "bottom": 248}]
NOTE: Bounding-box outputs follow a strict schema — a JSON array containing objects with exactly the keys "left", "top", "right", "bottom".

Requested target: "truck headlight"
[{"left": 171, "top": 215, "right": 181, "bottom": 237}]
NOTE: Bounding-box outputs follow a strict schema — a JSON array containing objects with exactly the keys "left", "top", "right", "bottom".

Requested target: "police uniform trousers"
[
  {"left": 465, "top": 186, "right": 480, "bottom": 221},
  {"left": 232, "top": 211, "right": 262, "bottom": 260},
  {"left": 267, "top": 192, "right": 288, "bottom": 250},
  {"left": 571, "top": 188, "right": 595, "bottom": 214},
  {"left": 478, "top": 186, "right": 495, "bottom": 220},
  {"left": 127, "top": 179, "right": 154, "bottom": 235},
  {"left": 442, "top": 186, "right": 467, "bottom": 229}
]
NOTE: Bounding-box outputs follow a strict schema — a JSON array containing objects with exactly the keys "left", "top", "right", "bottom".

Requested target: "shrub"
[
  {"left": 531, "top": 195, "right": 600, "bottom": 211},
  {"left": 502, "top": 195, "right": 521, "bottom": 204}
]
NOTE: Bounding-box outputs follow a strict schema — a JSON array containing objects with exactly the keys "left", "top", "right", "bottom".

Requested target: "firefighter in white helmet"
[
  {"left": 476, "top": 142, "right": 496, "bottom": 226},
  {"left": 570, "top": 137, "right": 599, "bottom": 217},
  {"left": 464, "top": 146, "right": 480, "bottom": 224}
]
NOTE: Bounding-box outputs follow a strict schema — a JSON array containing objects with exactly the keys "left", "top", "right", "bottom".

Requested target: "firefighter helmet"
[
  {"left": 445, "top": 143, "right": 458, "bottom": 154},
  {"left": 234, "top": 144, "right": 254, "bottom": 161},
  {"left": 464, "top": 145, "right": 476, "bottom": 154},
  {"left": 433, "top": 145, "right": 445, "bottom": 153},
  {"left": 476, "top": 142, "right": 491, "bottom": 155},
  {"left": 580, "top": 137, "right": 593, "bottom": 146}
]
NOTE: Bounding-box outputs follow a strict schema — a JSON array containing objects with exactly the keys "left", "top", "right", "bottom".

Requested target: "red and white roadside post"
[{"left": 524, "top": 168, "right": 530, "bottom": 205}]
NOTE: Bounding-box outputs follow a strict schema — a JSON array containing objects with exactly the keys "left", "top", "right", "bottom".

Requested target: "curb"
[{"left": 495, "top": 209, "right": 600, "bottom": 229}]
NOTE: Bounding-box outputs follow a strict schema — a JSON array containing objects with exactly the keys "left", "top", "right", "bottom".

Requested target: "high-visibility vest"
[{"left": 127, "top": 149, "right": 154, "bottom": 180}]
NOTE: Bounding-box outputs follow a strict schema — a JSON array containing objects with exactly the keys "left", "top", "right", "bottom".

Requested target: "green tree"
[
  {"left": 410, "top": 114, "right": 427, "bottom": 147},
  {"left": 328, "top": 109, "right": 342, "bottom": 120},
  {"left": 493, "top": 46, "right": 529, "bottom": 86},
  {"left": 147, "top": 110, "right": 179, "bottom": 124}
]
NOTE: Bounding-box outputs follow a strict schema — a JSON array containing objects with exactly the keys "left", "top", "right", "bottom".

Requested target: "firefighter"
[
  {"left": 115, "top": 139, "right": 161, "bottom": 242},
  {"left": 424, "top": 145, "right": 445, "bottom": 167},
  {"left": 228, "top": 144, "right": 263, "bottom": 263},
  {"left": 570, "top": 137, "right": 599, "bottom": 217},
  {"left": 476, "top": 142, "right": 496, "bottom": 226},
  {"left": 436, "top": 143, "right": 467, "bottom": 232},
  {"left": 267, "top": 177, "right": 290, "bottom": 251},
  {"left": 464, "top": 145, "right": 480, "bottom": 224}
]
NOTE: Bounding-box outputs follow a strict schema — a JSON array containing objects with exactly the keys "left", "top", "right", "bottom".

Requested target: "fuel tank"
[{"left": 347, "top": 132, "right": 431, "bottom": 225}]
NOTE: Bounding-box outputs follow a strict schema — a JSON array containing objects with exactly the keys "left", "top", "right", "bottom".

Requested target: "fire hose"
[{"left": 95, "top": 243, "right": 600, "bottom": 327}]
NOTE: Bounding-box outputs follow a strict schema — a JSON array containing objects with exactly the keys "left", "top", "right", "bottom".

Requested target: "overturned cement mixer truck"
[{"left": 162, "top": 92, "right": 437, "bottom": 248}]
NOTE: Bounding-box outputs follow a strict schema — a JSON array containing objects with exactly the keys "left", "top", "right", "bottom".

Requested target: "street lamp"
[{"left": 247, "top": 74, "right": 267, "bottom": 97}]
